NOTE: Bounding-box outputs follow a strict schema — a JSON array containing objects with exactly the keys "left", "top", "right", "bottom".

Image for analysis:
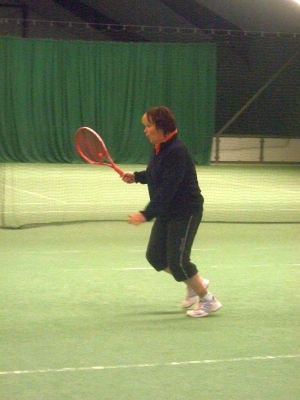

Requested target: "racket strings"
[{"left": 76, "top": 131, "right": 106, "bottom": 163}]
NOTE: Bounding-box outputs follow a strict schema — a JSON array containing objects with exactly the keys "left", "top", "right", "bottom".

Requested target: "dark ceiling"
[
  {"left": 1, "top": 0, "right": 300, "bottom": 41},
  {"left": 54, "top": 0, "right": 300, "bottom": 32}
]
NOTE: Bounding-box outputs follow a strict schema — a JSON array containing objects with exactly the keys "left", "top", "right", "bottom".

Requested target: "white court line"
[
  {"left": 0, "top": 354, "right": 299, "bottom": 376},
  {"left": 116, "top": 267, "right": 151, "bottom": 270},
  {"left": 7, "top": 203, "right": 136, "bottom": 207},
  {"left": 4, "top": 185, "right": 68, "bottom": 204},
  {"left": 128, "top": 248, "right": 218, "bottom": 252},
  {"left": 209, "top": 208, "right": 300, "bottom": 210},
  {"left": 0, "top": 250, "right": 98, "bottom": 254},
  {"left": 0, "top": 246, "right": 296, "bottom": 255}
]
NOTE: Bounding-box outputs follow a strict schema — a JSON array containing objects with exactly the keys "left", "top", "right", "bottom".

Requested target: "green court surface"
[{"left": 0, "top": 221, "right": 299, "bottom": 399}]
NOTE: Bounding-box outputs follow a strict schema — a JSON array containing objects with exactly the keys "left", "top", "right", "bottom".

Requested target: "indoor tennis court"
[
  {"left": 0, "top": 164, "right": 299, "bottom": 399},
  {"left": 1, "top": 2, "right": 300, "bottom": 398}
]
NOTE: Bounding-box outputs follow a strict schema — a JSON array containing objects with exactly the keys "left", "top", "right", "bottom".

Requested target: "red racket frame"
[{"left": 75, "top": 127, "right": 124, "bottom": 177}]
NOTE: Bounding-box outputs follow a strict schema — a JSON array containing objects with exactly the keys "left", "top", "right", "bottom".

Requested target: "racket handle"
[{"left": 112, "top": 164, "right": 125, "bottom": 177}]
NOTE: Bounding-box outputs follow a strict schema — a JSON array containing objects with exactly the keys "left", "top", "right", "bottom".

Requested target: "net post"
[{"left": 259, "top": 137, "right": 264, "bottom": 163}]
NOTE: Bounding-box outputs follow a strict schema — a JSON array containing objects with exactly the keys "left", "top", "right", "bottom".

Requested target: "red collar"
[{"left": 154, "top": 129, "right": 178, "bottom": 155}]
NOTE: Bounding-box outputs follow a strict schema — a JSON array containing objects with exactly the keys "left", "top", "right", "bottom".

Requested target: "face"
[{"left": 141, "top": 113, "right": 165, "bottom": 145}]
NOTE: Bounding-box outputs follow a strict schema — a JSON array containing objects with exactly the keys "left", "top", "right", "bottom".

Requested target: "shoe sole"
[{"left": 186, "top": 302, "right": 222, "bottom": 318}]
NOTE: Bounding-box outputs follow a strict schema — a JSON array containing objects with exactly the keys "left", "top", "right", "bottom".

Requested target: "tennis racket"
[{"left": 74, "top": 127, "right": 124, "bottom": 177}]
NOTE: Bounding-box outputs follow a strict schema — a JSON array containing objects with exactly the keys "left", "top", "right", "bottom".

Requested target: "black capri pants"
[{"left": 146, "top": 211, "right": 202, "bottom": 282}]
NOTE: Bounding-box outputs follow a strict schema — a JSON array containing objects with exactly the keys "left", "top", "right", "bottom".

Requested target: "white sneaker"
[
  {"left": 181, "top": 278, "right": 210, "bottom": 308},
  {"left": 186, "top": 296, "right": 222, "bottom": 317}
]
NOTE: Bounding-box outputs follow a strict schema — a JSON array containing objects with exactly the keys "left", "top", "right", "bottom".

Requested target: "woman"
[{"left": 122, "top": 106, "right": 221, "bottom": 317}]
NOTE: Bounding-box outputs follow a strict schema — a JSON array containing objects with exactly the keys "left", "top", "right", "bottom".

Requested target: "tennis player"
[{"left": 122, "top": 106, "right": 221, "bottom": 317}]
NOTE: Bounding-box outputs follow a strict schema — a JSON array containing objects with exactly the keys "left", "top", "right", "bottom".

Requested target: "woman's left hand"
[{"left": 128, "top": 212, "right": 146, "bottom": 225}]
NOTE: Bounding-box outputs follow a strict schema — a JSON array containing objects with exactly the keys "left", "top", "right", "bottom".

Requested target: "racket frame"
[{"left": 75, "top": 127, "right": 124, "bottom": 177}]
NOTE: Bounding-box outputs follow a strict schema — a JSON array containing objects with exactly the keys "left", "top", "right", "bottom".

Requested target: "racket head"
[{"left": 75, "top": 127, "right": 108, "bottom": 165}]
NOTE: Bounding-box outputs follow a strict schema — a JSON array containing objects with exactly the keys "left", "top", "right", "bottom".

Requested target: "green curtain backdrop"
[{"left": 0, "top": 36, "right": 216, "bottom": 165}]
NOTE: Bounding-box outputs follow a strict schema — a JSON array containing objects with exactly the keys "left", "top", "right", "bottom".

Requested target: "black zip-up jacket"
[{"left": 134, "top": 135, "right": 204, "bottom": 221}]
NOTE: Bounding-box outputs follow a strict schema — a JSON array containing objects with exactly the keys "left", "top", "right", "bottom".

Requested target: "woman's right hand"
[{"left": 122, "top": 172, "right": 135, "bottom": 184}]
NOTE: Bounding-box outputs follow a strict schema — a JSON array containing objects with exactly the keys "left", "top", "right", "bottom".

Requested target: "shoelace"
[{"left": 195, "top": 299, "right": 212, "bottom": 312}]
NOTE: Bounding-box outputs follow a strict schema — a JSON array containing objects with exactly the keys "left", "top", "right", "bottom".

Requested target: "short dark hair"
[{"left": 146, "top": 106, "right": 177, "bottom": 136}]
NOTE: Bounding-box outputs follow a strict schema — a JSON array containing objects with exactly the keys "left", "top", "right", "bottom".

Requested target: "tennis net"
[{"left": 0, "top": 163, "right": 299, "bottom": 228}]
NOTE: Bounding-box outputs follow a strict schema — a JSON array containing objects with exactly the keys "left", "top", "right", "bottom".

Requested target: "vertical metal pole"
[
  {"left": 259, "top": 137, "right": 264, "bottom": 163},
  {"left": 215, "top": 136, "right": 220, "bottom": 162}
]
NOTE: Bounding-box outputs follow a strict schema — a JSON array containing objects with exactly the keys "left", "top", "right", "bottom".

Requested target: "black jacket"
[{"left": 134, "top": 135, "right": 204, "bottom": 221}]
